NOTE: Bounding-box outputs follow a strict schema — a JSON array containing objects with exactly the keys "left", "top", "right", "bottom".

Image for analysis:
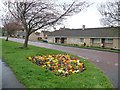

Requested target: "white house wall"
[
  {"left": 48, "top": 36, "right": 54, "bottom": 43},
  {"left": 113, "top": 38, "right": 120, "bottom": 49},
  {"left": 47, "top": 36, "right": 120, "bottom": 49},
  {"left": 67, "top": 37, "right": 80, "bottom": 44}
]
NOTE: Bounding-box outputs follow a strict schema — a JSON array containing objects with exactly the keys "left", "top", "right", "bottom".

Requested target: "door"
[
  {"left": 55, "top": 38, "right": 59, "bottom": 43},
  {"left": 101, "top": 38, "right": 105, "bottom": 47},
  {"left": 61, "top": 38, "right": 65, "bottom": 43}
]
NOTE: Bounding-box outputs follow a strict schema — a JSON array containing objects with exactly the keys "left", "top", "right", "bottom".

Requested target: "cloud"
[{"left": 64, "top": 2, "right": 102, "bottom": 28}]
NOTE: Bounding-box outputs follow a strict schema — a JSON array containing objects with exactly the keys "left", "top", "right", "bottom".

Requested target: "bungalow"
[
  {"left": 16, "top": 31, "right": 40, "bottom": 41},
  {"left": 39, "top": 31, "right": 51, "bottom": 40},
  {"left": 48, "top": 26, "right": 120, "bottom": 49}
]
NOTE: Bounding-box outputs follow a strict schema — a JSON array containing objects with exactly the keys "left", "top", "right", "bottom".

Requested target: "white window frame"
[
  {"left": 105, "top": 38, "right": 113, "bottom": 43},
  {"left": 80, "top": 38, "right": 84, "bottom": 43},
  {"left": 92, "top": 38, "right": 100, "bottom": 43}
]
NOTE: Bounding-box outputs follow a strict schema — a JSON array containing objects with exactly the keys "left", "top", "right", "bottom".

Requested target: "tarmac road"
[{"left": 1, "top": 37, "right": 119, "bottom": 88}]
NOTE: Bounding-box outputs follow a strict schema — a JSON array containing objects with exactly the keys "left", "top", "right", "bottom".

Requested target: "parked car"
[{"left": 42, "top": 39, "right": 48, "bottom": 43}]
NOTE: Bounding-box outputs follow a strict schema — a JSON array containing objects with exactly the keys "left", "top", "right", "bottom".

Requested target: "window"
[
  {"left": 105, "top": 38, "right": 113, "bottom": 43},
  {"left": 80, "top": 38, "right": 84, "bottom": 43},
  {"left": 92, "top": 38, "right": 100, "bottom": 43}
]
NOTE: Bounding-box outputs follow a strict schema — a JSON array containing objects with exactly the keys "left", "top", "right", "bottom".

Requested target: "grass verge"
[
  {"left": 1, "top": 39, "right": 113, "bottom": 88},
  {"left": 49, "top": 43, "right": 120, "bottom": 53}
]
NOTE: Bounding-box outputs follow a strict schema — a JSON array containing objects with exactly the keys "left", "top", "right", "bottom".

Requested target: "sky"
[
  {"left": 62, "top": 3, "right": 102, "bottom": 29},
  {"left": 59, "top": 0, "right": 109, "bottom": 29},
  {"left": 0, "top": 0, "right": 112, "bottom": 30}
]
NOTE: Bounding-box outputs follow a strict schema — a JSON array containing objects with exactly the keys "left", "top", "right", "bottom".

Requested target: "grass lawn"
[{"left": 1, "top": 39, "right": 113, "bottom": 88}]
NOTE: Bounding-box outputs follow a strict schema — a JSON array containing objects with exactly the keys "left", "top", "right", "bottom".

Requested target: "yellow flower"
[
  {"left": 73, "top": 60, "right": 77, "bottom": 63},
  {"left": 72, "top": 71, "right": 75, "bottom": 73},
  {"left": 28, "top": 54, "right": 85, "bottom": 76},
  {"left": 42, "top": 65, "right": 46, "bottom": 68},
  {"left": 60, "top": 68, "right": 64, "bottom": 70},
  {"left": 69, "top": 70, "right": 73, "bottom": 73},
  {"left": 79, "top": 63, "right": 83, "bottom": 67},
  {"left": 28, "top": 57, "right": 32, "bottom": 60},
  {"left": 70, "top": 66, "right": 72, "bottom": 69},
  {"left": 46, "top": 62, "right": 50, "bottom": 64},
  {"left": 49, "top": 55, "right": 52, "bottom": 58}
]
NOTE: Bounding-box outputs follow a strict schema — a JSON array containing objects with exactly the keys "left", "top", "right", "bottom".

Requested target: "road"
[{"left": 1, "top": 37, "right": 119, "bottom": 88}]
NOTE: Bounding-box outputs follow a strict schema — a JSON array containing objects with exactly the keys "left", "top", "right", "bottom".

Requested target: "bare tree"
[
  {"left": 2, "top": 13, "right": 22, "bottom": 41},
  {"left": 2, "top": 14, "right": 13, "bottom": 41},
  {"left": 5, "top": 0, "right": 90, "bottom": 48},
  {"left": 1, "top": 1, "right": 22, "bottom": 41},
  {"left": 98, "top": 0, "right": 120, "bottom": 26}
]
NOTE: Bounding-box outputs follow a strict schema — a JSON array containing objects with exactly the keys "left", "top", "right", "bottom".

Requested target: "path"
[{"left": 1, "top": 59, "right": 24, "bottom": 88}]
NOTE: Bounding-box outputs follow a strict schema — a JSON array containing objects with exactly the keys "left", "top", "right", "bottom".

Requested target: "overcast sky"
[
  {"left": 0, "top": 0, "right": 113, "bottom": 30},
  {"left": 60, "top": 0, "right": 111, "bottom": 29}
]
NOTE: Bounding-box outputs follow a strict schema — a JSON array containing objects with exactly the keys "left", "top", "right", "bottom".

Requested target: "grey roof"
[
  {"left": 41, "top": 31, "right": 51, "bottom": 35},
  {"left": 48, "top": 27, "right": 120, "bottom": 37}
]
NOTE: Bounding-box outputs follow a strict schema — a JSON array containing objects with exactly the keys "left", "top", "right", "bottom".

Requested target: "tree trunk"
[
  {"left": 5, "top": 32, "right": 9, "bottom": 41},
  {"left": 5, "top": 36, "right": 8, "bottom": 41},
  {"left": 23, "top": 32, "right": 29, "bottom": 48}
]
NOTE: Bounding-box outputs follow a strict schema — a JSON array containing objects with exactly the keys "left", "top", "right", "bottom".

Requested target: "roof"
[
  {"left": 35, "top": 32, "right": 40, "bottom": 36},
  {"left": 48, "top": 27, "right": 120, "bottom": 37},
  {"left": 41, "top": 31, "right": 51, "bottom": 35},
  {"left": 17, "top": 31, "right": 26, "bottom": 36}
]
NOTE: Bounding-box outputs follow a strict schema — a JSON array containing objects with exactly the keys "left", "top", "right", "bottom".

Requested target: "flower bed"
[{"left": 27, "top": 54, "right": 85, "bottom": 76}]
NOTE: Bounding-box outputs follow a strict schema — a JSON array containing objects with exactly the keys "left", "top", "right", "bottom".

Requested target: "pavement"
[
  {"left": 1, "top": 37, "right": 119, "bottom": 88},
  {"left": 0, "top": 59, "right": 2, "bottom": 89},
  {"left": 0, "top": 59, "right": 24, "bottom": 88}
]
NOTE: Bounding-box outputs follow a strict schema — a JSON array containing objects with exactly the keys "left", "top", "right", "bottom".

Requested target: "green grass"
[
  {"left": 49, "top": 43, "right": 120, "bottom": 53},
  {"left": 1, "top": 39, "right": 113, "bottom": 88}
]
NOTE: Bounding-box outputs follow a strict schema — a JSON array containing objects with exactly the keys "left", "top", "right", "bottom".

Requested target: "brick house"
[{"left": 48, "top": 27, "right": 120, "bottom": 49}]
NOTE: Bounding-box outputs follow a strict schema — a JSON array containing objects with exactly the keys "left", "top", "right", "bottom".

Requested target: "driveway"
[{"left": 1, "top": 37, "right": 119, "bottom": 88}]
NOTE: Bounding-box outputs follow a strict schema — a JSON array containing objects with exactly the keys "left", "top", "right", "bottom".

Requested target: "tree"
[
  {"left": 2, "top": 13, "right": 22, "bottom": 41},
  {"left": 98, "top": 0, "right": 120, "bottom": 26},
  {"left": 2, "top": 14, "right": 14, "bottom": 41},
  {"left": 1, "top": 1, "right": 22, "bottom": 41},
  {"left": 5, "top": 0, "right": 90, "bottom": 48}
]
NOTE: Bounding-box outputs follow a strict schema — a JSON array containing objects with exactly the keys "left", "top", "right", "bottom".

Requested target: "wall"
[
  {"left": 92, "top": 43, "right": 100, "bottom": 47},
  {"left": 62, "top": 37, "right": 91, "bottom": 46},
  {"left": 84, "top": 38, "right": 91, "bottom": 46},
  {"left": 104, "top": 43, "right": 113, "bottom": 48},
  {"left": 48, "top": 36, "right": 120, "bottom": 50},
  {"left": 29, "top": 33, "right": 38, "bottom": 41},
  {"left": 67, "top": 37, "right": 80, "bottom": 44},
  {"left": 40, "top": 32, "right": 44, "bottom": 39},
  {"left": 113, "top": 38, "right": 120, "bottom": 49},
  {"left": 48, "top": 36, "right": 54, "bottom": 43}
]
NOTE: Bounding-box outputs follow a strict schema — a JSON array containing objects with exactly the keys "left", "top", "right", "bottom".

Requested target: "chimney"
[
  {"left": 82, "top": 25, "right": 85, "bottom": 30},
  {"left": 63, "top": 26, "right": 65, "bottom": 29}
]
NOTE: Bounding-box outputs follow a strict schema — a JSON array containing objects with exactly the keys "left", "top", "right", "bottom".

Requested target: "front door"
[
  {"left": 101, "top": 38, "right": 105, "bottom": 47},
  {"left": 61, "top": 38, "right": 65, "bottom": 43},
  {"left": 55, "top": 38, "right": 59, "bottom": 43}
]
